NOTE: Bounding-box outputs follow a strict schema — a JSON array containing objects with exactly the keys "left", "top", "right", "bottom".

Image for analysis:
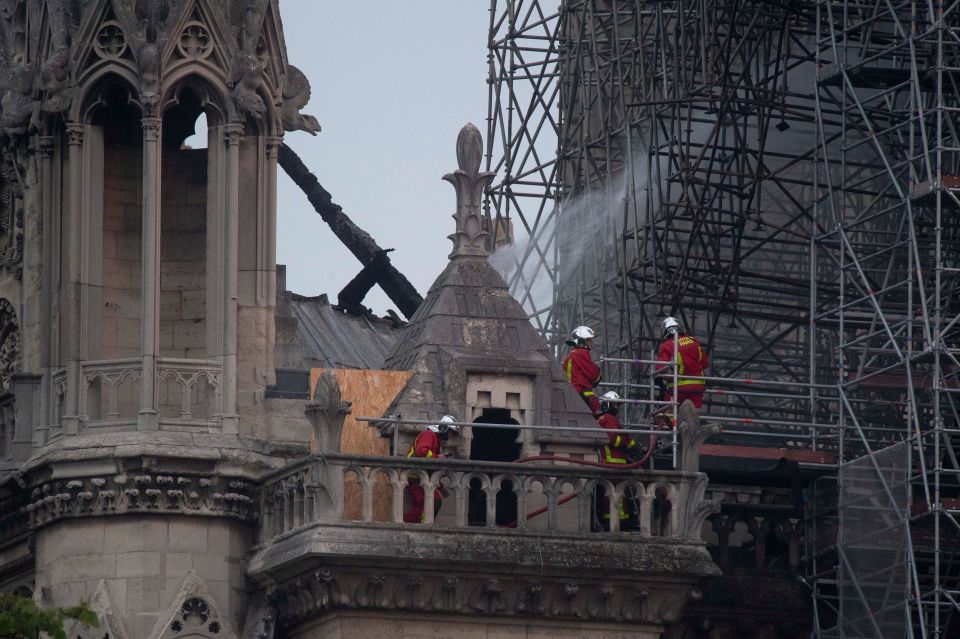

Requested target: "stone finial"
[
  {"left": 443, "top": 123, "right": 495, "bottom": 259},
  {"left": 676, "top": 400, "right": 719, "bottom": 473},
  {"left": 306, "top": 370, "right": 352, "bottom": 453}
]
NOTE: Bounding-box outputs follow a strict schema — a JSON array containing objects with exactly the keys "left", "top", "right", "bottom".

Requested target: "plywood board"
[{"left": 309, "top": 368, "right": 413, "bottom": 455}]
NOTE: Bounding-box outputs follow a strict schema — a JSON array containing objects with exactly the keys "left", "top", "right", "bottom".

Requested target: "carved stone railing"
[
  {"left": 259, "top": 454, "right": 718, "bottom": 545},
  {"left": 80, "top": 358, "right": 141, "bottom": 426},
  {"left": 70, "top": 357, "right": 222, "bottom": 429},
  {"left": 156, "top": 357, "right": 222, "bottom": 425},
  {"left": 49, "top": 368, "right": 67, "bottom": 433}
]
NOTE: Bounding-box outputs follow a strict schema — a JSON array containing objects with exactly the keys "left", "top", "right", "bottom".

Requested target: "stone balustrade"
[
  {"left": 50, "top": 357, "right": 222, "bottom": 430},
  {"left": 258, "top": 453, "right": 717, "bottom": 544},
  {"left": 80, "top": 357, "right": 141, "bottom": 425}
]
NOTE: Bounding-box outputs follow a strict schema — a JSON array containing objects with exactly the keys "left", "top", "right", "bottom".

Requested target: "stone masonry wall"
[
  {"left": 101, "top": 144, "right": 143, "bottom": 360},
  {"left": 159, "top": 148, "right": 207, "bottom": 360},
  {"left": 159, "top": 148, "right": 209, "bottom": 419},
  {"left": 35, "top": 516, "right": 250, "bottom": 639}
]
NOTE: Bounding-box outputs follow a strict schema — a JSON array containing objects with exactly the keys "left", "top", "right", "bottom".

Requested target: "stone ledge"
[
  {"left": 248, "top": 521, "right": 719, "bottom": 581},
  {"left": 250, "top": 524, "right": 717, "bottom": 630},
  {"left": 20, "top": 432, "right": 303, "bottom": 478}
]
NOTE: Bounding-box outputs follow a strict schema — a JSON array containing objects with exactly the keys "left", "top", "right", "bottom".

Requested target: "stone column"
[
  {"left": 138, "top": 117, "right": 162, "bottom": 431},
  {"left": 61, "top": 124, "right": 84, "bottom": 435},
  {"left": 264, "top": 136, "right": 282, "bottom": 306},
  {"left": 221, "top": 124, "right": 243, "bottom": 434},
  {"left": 37, "top": 136, "right": 55, "bottom": 445}
]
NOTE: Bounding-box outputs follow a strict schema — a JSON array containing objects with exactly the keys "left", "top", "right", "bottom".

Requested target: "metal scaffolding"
[{"left": 486, "top": 0, "right": 960, "bottom": 636}]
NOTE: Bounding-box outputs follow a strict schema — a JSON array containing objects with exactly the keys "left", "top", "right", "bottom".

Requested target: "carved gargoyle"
[
  {"left": 443, "top": 123, "right": 495, "bottom": 259},
  {"left": 229, "top": 0, "right": 269, "bottom": 117},
  {"left": 0, "top": 57, "right": 39, "bottom": 141},
  {"left": 305, "top": 370, "right": 351, "bottom": 453},
  {"left": 280, "top": 65, "right": 320, "bottom": 135},
  {"left": 231, "top": 51, "right": 266, "bottom": 116},
  {"left": 134, "top": 0, "right": 170, "bottom": 113},
  {"left": 39, "top": 0, "right": 74, "bottom": 114}
]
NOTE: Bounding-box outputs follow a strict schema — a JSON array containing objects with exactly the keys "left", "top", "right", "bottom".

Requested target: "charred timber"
[
  {"left": 338, "top": 249, "right": 394, "bottom": 316},
  {"left": 277, "top": 144, "right": 423, "bottom": 319}
]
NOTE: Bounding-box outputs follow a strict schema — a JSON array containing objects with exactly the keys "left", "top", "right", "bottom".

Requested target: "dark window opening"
[
  {"left": 469, "top": 408, "right": 521, "bottom": 526},
  {"left": 470, "top": 408, "right": 521, "bottom": 462}
]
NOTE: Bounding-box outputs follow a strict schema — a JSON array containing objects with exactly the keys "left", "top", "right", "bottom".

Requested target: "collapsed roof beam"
[
  {"left": 337, "top": 249, "right": 393, "bottom": 315},
  {"left": 277, "top": 144, "right": 423, "bottom": 319}
]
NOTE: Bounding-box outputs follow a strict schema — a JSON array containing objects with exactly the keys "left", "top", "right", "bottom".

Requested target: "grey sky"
[{"left": 275, "top": 1, "right": 491, "bottom": 314}]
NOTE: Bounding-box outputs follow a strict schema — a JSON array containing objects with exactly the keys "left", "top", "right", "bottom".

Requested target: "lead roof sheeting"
[{"left": 281, "top": 295, "right": 401, "bottom": 371}]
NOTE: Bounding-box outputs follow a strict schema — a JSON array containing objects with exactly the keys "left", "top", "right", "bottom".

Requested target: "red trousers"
[
  {"left": 666, "top": 388, "right": 704, "bottom": 409},
  {"left": 403, "top": 481, "right": 442, "bottom": 523},
  {"left": 579, "top": 391, "right": 602, "bottom": 416}
]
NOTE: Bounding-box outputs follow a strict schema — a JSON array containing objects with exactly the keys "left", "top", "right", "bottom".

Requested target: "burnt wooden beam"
[
  {"left": 277, "top": 143, "right": 423, "bottom": 319},
  {"left": 338, "top": 249, "right": 393, "bottom": 315}
]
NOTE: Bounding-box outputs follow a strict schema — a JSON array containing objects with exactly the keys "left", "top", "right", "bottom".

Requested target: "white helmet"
[
  {"left": 600, "top": 391, "right": 620, "bottom": 414},
  {"left": 662, "top": 316, "right": 681, "bottom": 340},
  {"left": 565, "top": 325, "right": 596, "bottom": 346},
  {"left": 428, "top": 415, "right": 459, "bottom": 435}
]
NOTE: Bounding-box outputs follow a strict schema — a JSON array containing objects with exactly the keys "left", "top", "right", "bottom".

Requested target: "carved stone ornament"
[
  {"left": 0, "top": 57, "right": 39, "bottom": 140},
  {"left": 240, "top": 591, "right": 277, "bottom": 639},
  {"left": 280, "top": 65, "right": 320, "bottom": 135},
  {"left": 94, "top": 21, "right": 128, "bottom": 59},
  {"left": 40, "top": 0, "right": 74, "bottom": 115},
  {"left": 0, "top": 159, "right": 25, "bottom": 280},
  {"left": 443, "top": 123, "right": 495, "bottom": 259},
  {"left": 149, "top": 571, "right": 237, "bottom": 639},
  {"left": 229, "top": 0, "right": 270, "bottom": 117},
  {"left": 132, "top": 0, "right": 171, "bottom": 113},
  {"left": 20, "top": 473, "right": 256, "bottom": 531},
  {"left": 270, "top": 568, "right": 700, "bottom": 628},
  {"left": 0, "top": 298, "right": 19, "bottom": 392},
  {"left": 177, "top": 21, "right": 213, "bottom": 59},
  {"left": 63, "top": 580, "right": 129, "bottom": 639},
  {"left": 305, "top": 370, "right": 352, "bottom": 453}
]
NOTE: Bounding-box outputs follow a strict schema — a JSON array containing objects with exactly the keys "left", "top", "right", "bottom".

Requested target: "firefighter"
[
  {"left": 655, "top": 316, "right": 708, "bottom": 409},
  {"left": 562, "top": 325, "right": 602, "bottom": 416},
  {"left": 595, "top": 391, "right": 640, "bottom": 531},
  {"left": 403, "top": 415, "right": 459, "bottom": 524},
  {"left": 597, "top": 391, "right": 639, "bottom": 464}
]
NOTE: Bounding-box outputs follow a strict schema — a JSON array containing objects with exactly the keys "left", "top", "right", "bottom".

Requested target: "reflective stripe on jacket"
[
  {"left": 407, "top": 430, "right": 441, "bottom": 458},
  {"left": 562, "top": 346, "right": 601, "bottom": 393},
  {"left": 656, "top": 335, "right": 708, "bottom": 389},
  {"left": 598, "top": 412, "right": 636, "bottom": 464}
]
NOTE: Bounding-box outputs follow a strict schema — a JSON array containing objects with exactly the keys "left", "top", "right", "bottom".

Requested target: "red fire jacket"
[
  {"left": 407, "top": 430, "right": 441, "bottom": 458},
  {"left": 562, "top": 346, "right": 601, "bottom": 394},
  {"left": 656, "top": 334, "right": 708, "bottom": 389},
  {"left": 598, "top": 412, "right": 636, "bottom": 464}
]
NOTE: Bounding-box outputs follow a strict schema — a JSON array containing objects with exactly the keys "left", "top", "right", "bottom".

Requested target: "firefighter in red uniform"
[
  {"left": 562, "top": 325, "right": 602, "bottom": 416},
  {"left": 595, "top": 391, "right": 640, "bottom": 531},
  {"left": 655, "top": 316, "right": 708, "bottom": 409},
  {"left": 403, "top": 415, "right": 459, "bottom": 524}
]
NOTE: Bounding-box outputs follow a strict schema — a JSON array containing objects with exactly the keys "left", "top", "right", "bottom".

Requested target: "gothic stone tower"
[{"left": 0, "top": 1, "right": 317, "bottom": 637}]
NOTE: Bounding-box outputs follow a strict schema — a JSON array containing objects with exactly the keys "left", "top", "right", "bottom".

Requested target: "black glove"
[{"left": 654, "top": 378, "right": 666, "bottom": 400}]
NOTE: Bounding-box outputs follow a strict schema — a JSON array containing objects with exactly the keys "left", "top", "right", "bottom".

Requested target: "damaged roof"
[{"left": 274, "top": 290, "right": 401, "bottom": 371}]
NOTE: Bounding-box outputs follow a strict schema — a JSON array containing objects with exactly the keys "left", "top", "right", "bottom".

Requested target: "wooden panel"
[{"left": 309, "top": 368, "right": 412, "bottom": 455}]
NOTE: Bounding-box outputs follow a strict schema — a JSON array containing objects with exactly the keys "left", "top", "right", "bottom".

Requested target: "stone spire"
[{"left": 444, "top": 123, "right": 495, "bottom": 259}]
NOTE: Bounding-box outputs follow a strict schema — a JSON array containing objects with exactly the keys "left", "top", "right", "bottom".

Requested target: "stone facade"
[
  {"left": 0, "top": 1, "right": 317, "bottom": 637},
  {"left": 0, "top": 3, "right": 729, "bottom": 639}
]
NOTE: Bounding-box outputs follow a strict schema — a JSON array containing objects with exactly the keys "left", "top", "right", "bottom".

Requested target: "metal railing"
[{"left": 601, "top": 351, "right": 843, "bottom": 460}]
